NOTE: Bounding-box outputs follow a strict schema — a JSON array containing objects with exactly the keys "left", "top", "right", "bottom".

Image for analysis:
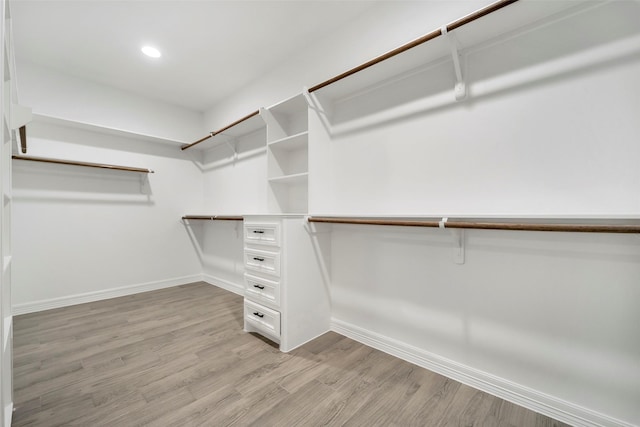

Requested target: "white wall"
[
  {"left": 198, "top": 128, "right": 268, "bottom": 293},
  {"left": 329, "top": 225, "right": 640, "bottom": 426},
  {"left": 203, "top": 0, "right": 496, "bottom": 130},
  {"left": 17, "top": 60, "right": 205, "bottom": 143},
  {"left": 12, "top": 120, "right": 203, "bottom": 310}
]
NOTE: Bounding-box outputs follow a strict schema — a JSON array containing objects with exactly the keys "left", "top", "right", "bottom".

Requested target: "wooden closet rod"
[
  {"left": 19, "top": 125, "right": 27, "bottom": 153},
  {"left": 307, "top": 217, "right": 640, "bottom": 234},
  {"left": 181, "top": 110, "right": 260, "bottom": 151},
  {"left": 182, "top": 215, "right": 244, "bottom": 221},
  {"left": 12, "top": 155, "right": 154, "bottom": 173},
  {"left": 308, "top": 0, "right": 519, "bottom": 93}
]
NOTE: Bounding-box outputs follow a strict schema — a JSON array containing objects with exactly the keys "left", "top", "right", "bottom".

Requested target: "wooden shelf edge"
[
  {"left": 12, "top": 155, "right": 154, "bottom": 174},
  {"left": 182, "top": 215, "right": 244, "bottom": 221},
  {"left": 307, "top": 216, "right": 640, "bottom": 234},
  {"left": 182, "top": 110, "right": 262, "bottom": 151}
]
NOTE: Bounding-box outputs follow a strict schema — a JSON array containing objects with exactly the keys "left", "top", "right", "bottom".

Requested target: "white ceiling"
[{"left": 10, "top": 0, "right": 380, "bottom": 112}]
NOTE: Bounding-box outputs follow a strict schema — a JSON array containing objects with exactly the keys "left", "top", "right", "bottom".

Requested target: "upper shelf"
[
  {"left": 33, "top": 113, "right": 189, "bottom": 146},
  {"left": 308, "top": 0, "right": 640, "bottom": 132},
  {"left": 268, "top": 131, "right": 308, "bottom": 151}
]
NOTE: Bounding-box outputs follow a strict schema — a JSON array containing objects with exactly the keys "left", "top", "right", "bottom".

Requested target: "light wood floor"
[{"left": 13, "top": 282, "right": 570, "bottom": 426}]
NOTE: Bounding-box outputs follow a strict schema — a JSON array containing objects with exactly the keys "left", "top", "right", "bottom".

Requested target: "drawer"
[
  {"left": 245, "top": 274, "right": 280, "bottom": 308},
  {"left": 244, "top": 299, "right": 281, "bottom": 338},
  {"left": 244, "top": 222, "right": 280, "bottom": 247},
  {"left": 244, "top": 248, "right": 280, "bottom": 277}
]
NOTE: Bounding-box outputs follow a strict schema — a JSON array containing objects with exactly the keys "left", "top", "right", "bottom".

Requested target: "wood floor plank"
[{"left": 12, "top": 282, "right": 572, "bottom": 427}]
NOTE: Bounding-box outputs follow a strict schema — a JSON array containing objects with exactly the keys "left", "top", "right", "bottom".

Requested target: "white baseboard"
[
  {"left": 331, "top": 318, "right": 634, "bottom": 427},
  {"left": 12, "top": 275, "right": 202, "bottom": 315},
  {"left": 202, "top": 274, "right": 244, "bottom": 296}
]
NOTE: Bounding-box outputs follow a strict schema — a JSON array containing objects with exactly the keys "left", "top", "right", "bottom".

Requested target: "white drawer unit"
[
  {"left": 243, "top": 215, "right": 330, "bottom": 352},
  {"left": 244, "top": 299, "right": 281, "bottom": 340},
  {"left": 244, "top": 222, "right": 281, "bottom": 247},
  {"left": 244, "top": 248, "right": 281, "bottom": 277},
  {"left": 245, "top": 274, "right": 280, "bottom": 309}
]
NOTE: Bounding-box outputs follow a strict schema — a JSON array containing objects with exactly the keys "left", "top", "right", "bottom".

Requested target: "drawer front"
[
  {"left": 244, "top": 299, "right": 281, "bottom": 338},
  {"left": 245, "top": 274, "right": 280, "bottom": 308},
  {"left": 244, "top": 248, "right": 280, "bottom": 277},
  {"left": 244, "top": 222, "right": 281, "bottom": 247}
]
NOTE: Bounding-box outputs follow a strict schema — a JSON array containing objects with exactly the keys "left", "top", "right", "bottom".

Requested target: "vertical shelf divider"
[{"left": 264, "top": 93, "right": 310, "bottom": 214}]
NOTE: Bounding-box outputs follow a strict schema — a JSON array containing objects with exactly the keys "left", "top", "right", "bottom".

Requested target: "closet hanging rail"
[
  {"left": 181, "top": 110, "right": 260, "bottom": 151},
  {"left": 307, "top": 217, "right": 640, "bottom": 234},
  {"left": 12, "top": 155, "right": 154, "bottom": 173},
  {"left": 307, "top": 0, "right": 518, "bottom": 93},
  {"left": 182, "top": 215, "right": 244, "bottom": 221}
]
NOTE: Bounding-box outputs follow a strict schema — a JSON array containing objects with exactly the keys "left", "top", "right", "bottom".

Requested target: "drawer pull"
[
  {"left": 252, "top": 312, "right": 264, "bottom": 318},
  {"left": 253, "top": 284, "right": 265, "bottom": 290},
  {"left": 253, "top": 230, "right": 265, "bottom": 234},
  {"left": 253, "top": 257, "right": 265, "bottom": 262}
]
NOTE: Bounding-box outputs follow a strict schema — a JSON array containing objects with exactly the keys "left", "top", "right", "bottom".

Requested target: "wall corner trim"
[
  {"left": 201, "top": 274, "right": 244, "bottom": 297},
  {"left": 330, "top": 318, "right": 634, "bottom": 427}
]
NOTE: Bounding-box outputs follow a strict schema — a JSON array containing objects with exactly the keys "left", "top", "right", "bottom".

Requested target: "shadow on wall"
[{"left": 12, "top": 161, "right": 154, "bottom": 205}]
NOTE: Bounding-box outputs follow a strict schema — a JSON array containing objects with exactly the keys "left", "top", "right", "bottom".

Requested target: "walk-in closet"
[{"left": 1, "top": 1, "right": 639, "bottom": 426}]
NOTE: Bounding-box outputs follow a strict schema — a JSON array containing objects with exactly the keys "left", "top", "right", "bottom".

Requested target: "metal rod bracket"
[
  {"left": 225, "top": 138, "right": 238, "bottom": 161},
  {"left": 442, "top": 26, "right": 466, "bottom": 101},
  {"left": 440, "top": 217, "right": 465, "bottom": 264}
]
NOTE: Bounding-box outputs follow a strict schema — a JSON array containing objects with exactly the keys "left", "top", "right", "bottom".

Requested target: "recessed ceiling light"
[{"left": 141, "top": 46, "right": 161, "bottom": 58}]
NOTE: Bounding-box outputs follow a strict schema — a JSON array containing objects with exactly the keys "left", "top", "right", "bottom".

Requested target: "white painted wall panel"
[
  {"left": 17, "top": 61, "right": 205, "bottom": 143},
  {"left": 202, "top": 128, "right": 267, "bottom": 215},
  {"left": 12, "top": 121, "right": 203, "bottom": 307},
  {"left": 330, "top": 225, "right": 640, "bottom": 425},
  {"left": 309, "top": 55, "right": 640, "bottom": 216}
]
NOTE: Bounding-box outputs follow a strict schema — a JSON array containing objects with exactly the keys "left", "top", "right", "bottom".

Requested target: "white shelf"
[
  {"left": 305, "top": 214, "right": 640, "bottom": 222},
  {"left": 32, "top": 113, "right": 190, "bottom": 146},
  {"left": 268, "top": 131, "right": 308, "bottom": 151},
  {"left": 268, "top": 172, "right": 308, "bottom": 185},
  {"left": 312, "top": 1, "right": 639, "bottom": 130},
  {"left": 266, "top": 93, "right": 308, "bottom": 117}
]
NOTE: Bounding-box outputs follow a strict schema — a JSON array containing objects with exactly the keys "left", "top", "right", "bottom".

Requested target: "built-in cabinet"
[{"left": 242, "top": 215, "right": 330, "bottom": 352}]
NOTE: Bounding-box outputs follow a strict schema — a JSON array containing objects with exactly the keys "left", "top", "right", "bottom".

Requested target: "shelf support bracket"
[
  {"left": 224, "top": 138, "right": 238, "bottom": 162},
  {"left": 441, "top": 26, "right": 466, "bottom": 101},
  {"left": 303, "top": 86, "right": 334, "bottom": 137},
  {"left": 440, "top": 217, "right": 465, "bottom": 264}
]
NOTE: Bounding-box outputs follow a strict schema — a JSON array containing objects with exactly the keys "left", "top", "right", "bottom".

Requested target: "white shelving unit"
[
  {"left": 309, "top": 0, "right": 639, "bottom": 135},
  {"left": 262, "top": 93, "right": 309, "bottom": 214},
  {"left": 0, "top": 1, "right": 13, "bottom": 425}
]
